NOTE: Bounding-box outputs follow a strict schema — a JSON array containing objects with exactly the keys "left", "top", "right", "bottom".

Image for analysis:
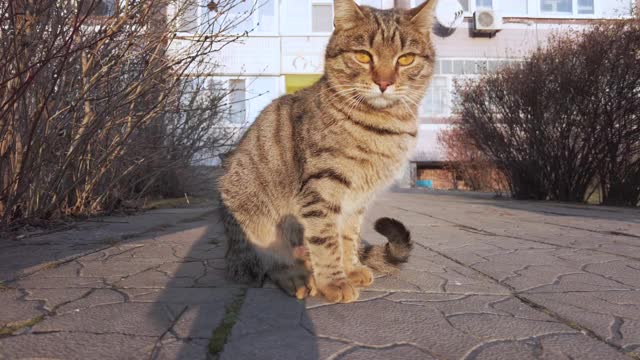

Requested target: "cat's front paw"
[
  {"left": 317, "top": 279, "right": 359, "bottom": 303},
  {"left": 347, "top": 266, "right": 374, "bottom": 288},
  {"left": 269, "top": 264, "right": 315, "bottom": 300}
]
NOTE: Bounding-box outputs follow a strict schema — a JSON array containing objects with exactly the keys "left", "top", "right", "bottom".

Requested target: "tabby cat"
[{"left": 218, "top": 0, "right": 437, "bottom": 303}]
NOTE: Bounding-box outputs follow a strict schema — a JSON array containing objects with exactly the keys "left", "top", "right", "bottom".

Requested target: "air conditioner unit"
[{"left": 473, "top": 9, "right": 502, "bottom": 34}]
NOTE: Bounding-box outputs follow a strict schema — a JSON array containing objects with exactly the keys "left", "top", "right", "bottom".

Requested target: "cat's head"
[{"left": 324, "top": 0, "right": 437, "bottom": 109}]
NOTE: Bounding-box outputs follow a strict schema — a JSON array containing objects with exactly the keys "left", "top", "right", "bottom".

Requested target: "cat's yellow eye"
[
  {"left": 355, "top": 52, "right": 372, "bottom": 64},
  {"left": 397, "top": 54, "right": 416, "bottom": 66}
]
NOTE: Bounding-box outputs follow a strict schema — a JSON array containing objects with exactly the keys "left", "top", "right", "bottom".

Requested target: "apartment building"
[{"left": 174, "top": 0, "right": 637, "bottom": 183}]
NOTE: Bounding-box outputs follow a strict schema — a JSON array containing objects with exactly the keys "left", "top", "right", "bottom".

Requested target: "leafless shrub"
[
  {"left": 0, "top": 0, "right": 256, "bottom": 228},
  {"left": 438, "top": 127, "right": 508, "bottom": 193},
  {"left": 454, "top": 16, "right": 640, "bottom": 205}
]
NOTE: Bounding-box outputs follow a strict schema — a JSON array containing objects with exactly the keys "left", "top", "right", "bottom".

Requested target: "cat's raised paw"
[
  {"left": 347, "top": 267, "right": 374, "bottom": 288},
  {"left": 318, "top": 279, "right": 359, "bottom": 303},
  {"left": 269, "top": 265, "right": 314, "bottom": 300}
]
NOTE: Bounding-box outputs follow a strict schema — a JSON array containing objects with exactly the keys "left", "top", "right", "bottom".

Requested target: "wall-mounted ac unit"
[{"left": 473, "top": 9, "right": 502, "bottom": 34}]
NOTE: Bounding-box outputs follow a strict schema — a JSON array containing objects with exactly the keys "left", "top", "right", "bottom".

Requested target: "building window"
[
  {"left": 358, "top": 0, "right": 383, "bottom": 8},
  {"left": 421, "top": 77, "right": 450, "bottom": 116},
  {"left": 229, "top": 80, "right": 246, "bottom": 124},
  {"left": 541, "top": 0, "right": 595, "bottom": 15},
  {"left": 178, "top": 0, "right": 199, "bottom": 32},
  {"left": 92, "top": 0, "right": 116, "bottom": 16},
  {"left": 256, "top": 0, "right": 276, "bottom": 32},
  {"left": 312, "top": 4, "right": 333, "bottom": 33},
  {"left": 179, "top": 0, "right": 277, "bottom": 34},
  {"left": 541, "top": 0, "right": 572, "bottom": 13},
  {"left": 577, "top": 0, "right": 594, "bottom": 14},
  {"left": 501, "top": 0, "right": 528, "bottom": 15},
  {"left": 476, "top": 0, "right": 493, "bottom": 9},
  {"left": 458, "top": 0, "right": 470, "bottom": 11}
]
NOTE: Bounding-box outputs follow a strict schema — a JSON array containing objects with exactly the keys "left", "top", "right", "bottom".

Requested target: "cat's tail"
[{"left": 359, "top": 217, "right": 413, "bottom": 274}]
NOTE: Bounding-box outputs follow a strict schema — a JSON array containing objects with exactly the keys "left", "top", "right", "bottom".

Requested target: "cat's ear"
[
  {"left": 333, "top": 0, "right": 365, "bottom": 31},
  {"left": 407, "top": 0, "right": 437, "bottom": 34}
]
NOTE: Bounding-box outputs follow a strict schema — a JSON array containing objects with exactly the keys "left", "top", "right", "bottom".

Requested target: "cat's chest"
[{"left": 348, "top": 134, "right": 415, "bottom": 190}]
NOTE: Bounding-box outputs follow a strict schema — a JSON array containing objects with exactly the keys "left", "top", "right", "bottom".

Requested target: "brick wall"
[{"left": 417, "top": 168, "right": 455, "bottom": 190}]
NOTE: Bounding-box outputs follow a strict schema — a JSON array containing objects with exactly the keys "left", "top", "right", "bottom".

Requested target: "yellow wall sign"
[{"left": 285, "top": 74, "right": 322, "bottom": 94}]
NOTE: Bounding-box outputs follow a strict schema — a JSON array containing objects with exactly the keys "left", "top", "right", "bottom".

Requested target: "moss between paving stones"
[
  {"left": 0, "top": 315, "right": 44, "bottom": 336},
  {"left": 208, "top": 289, "right": 247, "bottom": 358}
]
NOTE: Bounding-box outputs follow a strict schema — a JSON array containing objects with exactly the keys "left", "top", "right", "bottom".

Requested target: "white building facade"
[{"left": 175, "top": 0, "right": 636, "bottom": 168}]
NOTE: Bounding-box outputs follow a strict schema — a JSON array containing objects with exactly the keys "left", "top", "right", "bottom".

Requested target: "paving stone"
[
  {"left": 306, "top": 290, "right": 389, "bottom": 309},
  {"left": 447, "top": 312, "right": 571, "bottom": 339},
  {"left": 54, "top": 288, "right": 126, "bottom": 314},
  {"left": 583, "top": 259, "right": 640, "bottom": 288},
  {"left": 172, "top": 304, "right": 228, "bottom": 339},
  {"left": 24, "top": 288, "right": 90, "bottom": 312},
  {"left": 0, "top": 207, "right": 219, "bottom": 282},
  {"left": 157, "top": 261, "right": 206, "bottom": 279},
  {"left": 230, "top": 289, "right": 306, "bottom": 338},
  {"left": 306, "top": 298, "right": 479, "bottom": 358},
  {"left": 153, "top": 337, "right": 210, "bottom": 360},
  {"left": 338, "top": 344, "right": 437, "bottom": 360},
  {"left": 32, "top": 302, "right": 174, "bottom": 337},
  {"left": 193, "top": 265, "right": 234, "bottom": 287},
  {"left": 222, "top": 289, "right": 349, "bottom": 360},
  {"left": 128, "top": 287, "right": 239, "bottom": 304},
  {"left": 468, "top": 333, "right": 630, "bottom": 360},
  {"left": 115, "top": 269, "right": 195, "bottom": 288},
  {"left": 79, "top": 259, "right": 164, "bottom": 278},
  {"left": 0, "top": 289, "right": 44, "bottom": 328},
  {"left": 521, "top": 272, "right": 635, "bottom": 293},
  {"left": 2, "top": 192, "right": 640, "bottom": 360},
  {"left": 221, "top": 330, "right": 348, "bottom": 360},
  {"left": 523, "top": 291, "right": 640, "bottom": 350},
  {"left": 0, "top": 332, "right": 156, "bottom": 360},
  {"left": 14, "top": 275, "right": 107, "bottom": 289},
  {"left": 384, "top": 293, "right": 555, "bottom": 321}
]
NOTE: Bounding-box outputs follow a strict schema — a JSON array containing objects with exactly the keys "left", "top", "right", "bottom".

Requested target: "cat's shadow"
[{"left": 149, "top": 210, "right": 321, "bottom": 360}]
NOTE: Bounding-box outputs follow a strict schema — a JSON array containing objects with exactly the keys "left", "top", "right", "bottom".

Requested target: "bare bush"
[
  {"left": 0, "top": 0, "right": 255, "bottom": 228},
  {"left": 454, "top": 16, "right": 640, "bottom": 205},
  {"left": 438, "top": 127, "right": 507, "bottom": 193}
]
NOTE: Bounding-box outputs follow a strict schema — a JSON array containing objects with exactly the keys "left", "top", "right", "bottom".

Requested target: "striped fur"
[{"left": 218, "top": 0, "right": 437, "bottom": 303}]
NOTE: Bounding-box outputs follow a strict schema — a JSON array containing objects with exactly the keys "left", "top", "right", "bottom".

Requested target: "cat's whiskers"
[
  {"left": 399, "top": 97, "right": 415, "bottom": 116},
  {"left": 318, "top": 83, "right": 364, "bottom": 97},
  {"left": 320, "top": 87, "right": 362, "bottom": 105},
  {"left": 346, "top": 93, "right": 365, "bottom": 120},
  {"left": 401, "top": 90, "right": 425, "bottom": 107}
]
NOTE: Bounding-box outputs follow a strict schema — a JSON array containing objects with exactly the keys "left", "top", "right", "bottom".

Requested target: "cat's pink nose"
[{"left": 375, "top": 80, "right": 393, "bottom": 93}]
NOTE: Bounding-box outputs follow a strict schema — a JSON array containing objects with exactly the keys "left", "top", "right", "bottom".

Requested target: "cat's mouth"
[
  {"left": 364, "top": 85, "right": 400, "bottom": 109},
  {"left": 365, "top": 91, "right": 400, "bottom": 109},
  {"left": 366, "top": 96, "right": 397, "bottom": 109}
]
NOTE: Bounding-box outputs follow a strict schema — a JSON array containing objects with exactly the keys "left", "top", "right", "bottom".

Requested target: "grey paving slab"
[
  {"left": 1, "top": 191, "right": 640, "bottom": 359},
  {"left": 0, "top": 207, "right": 233, "bottom": 359},
  {"left": 0, "top": 332, "right": 157, "bottom": 359}
]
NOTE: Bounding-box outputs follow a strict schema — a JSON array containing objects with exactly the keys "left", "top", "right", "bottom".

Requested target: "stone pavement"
[{"left": 1, "top": 190, "right": 639, "bottom": 360}]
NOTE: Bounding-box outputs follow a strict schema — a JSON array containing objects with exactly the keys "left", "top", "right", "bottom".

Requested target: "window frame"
[
  {"left": 310, "top": 0, "right": 334, "bottom": 34},
  {"left": 538, "top": 0, "right": 600, "bottom": 18},
  {"left": 308, "top": 0, "right": 386, "bottom": 34},
  {"left": 419, "top": 58, "right": 526, "bottom": 119},
  {"left": 177, "top": 0, "right": 279, "bottom": 37},
  {"left": 410, "top": 0, "right": 604, "bottom": 19},
  {"left": 228, "top": 79, "right": 248, "bottom": 125}
]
